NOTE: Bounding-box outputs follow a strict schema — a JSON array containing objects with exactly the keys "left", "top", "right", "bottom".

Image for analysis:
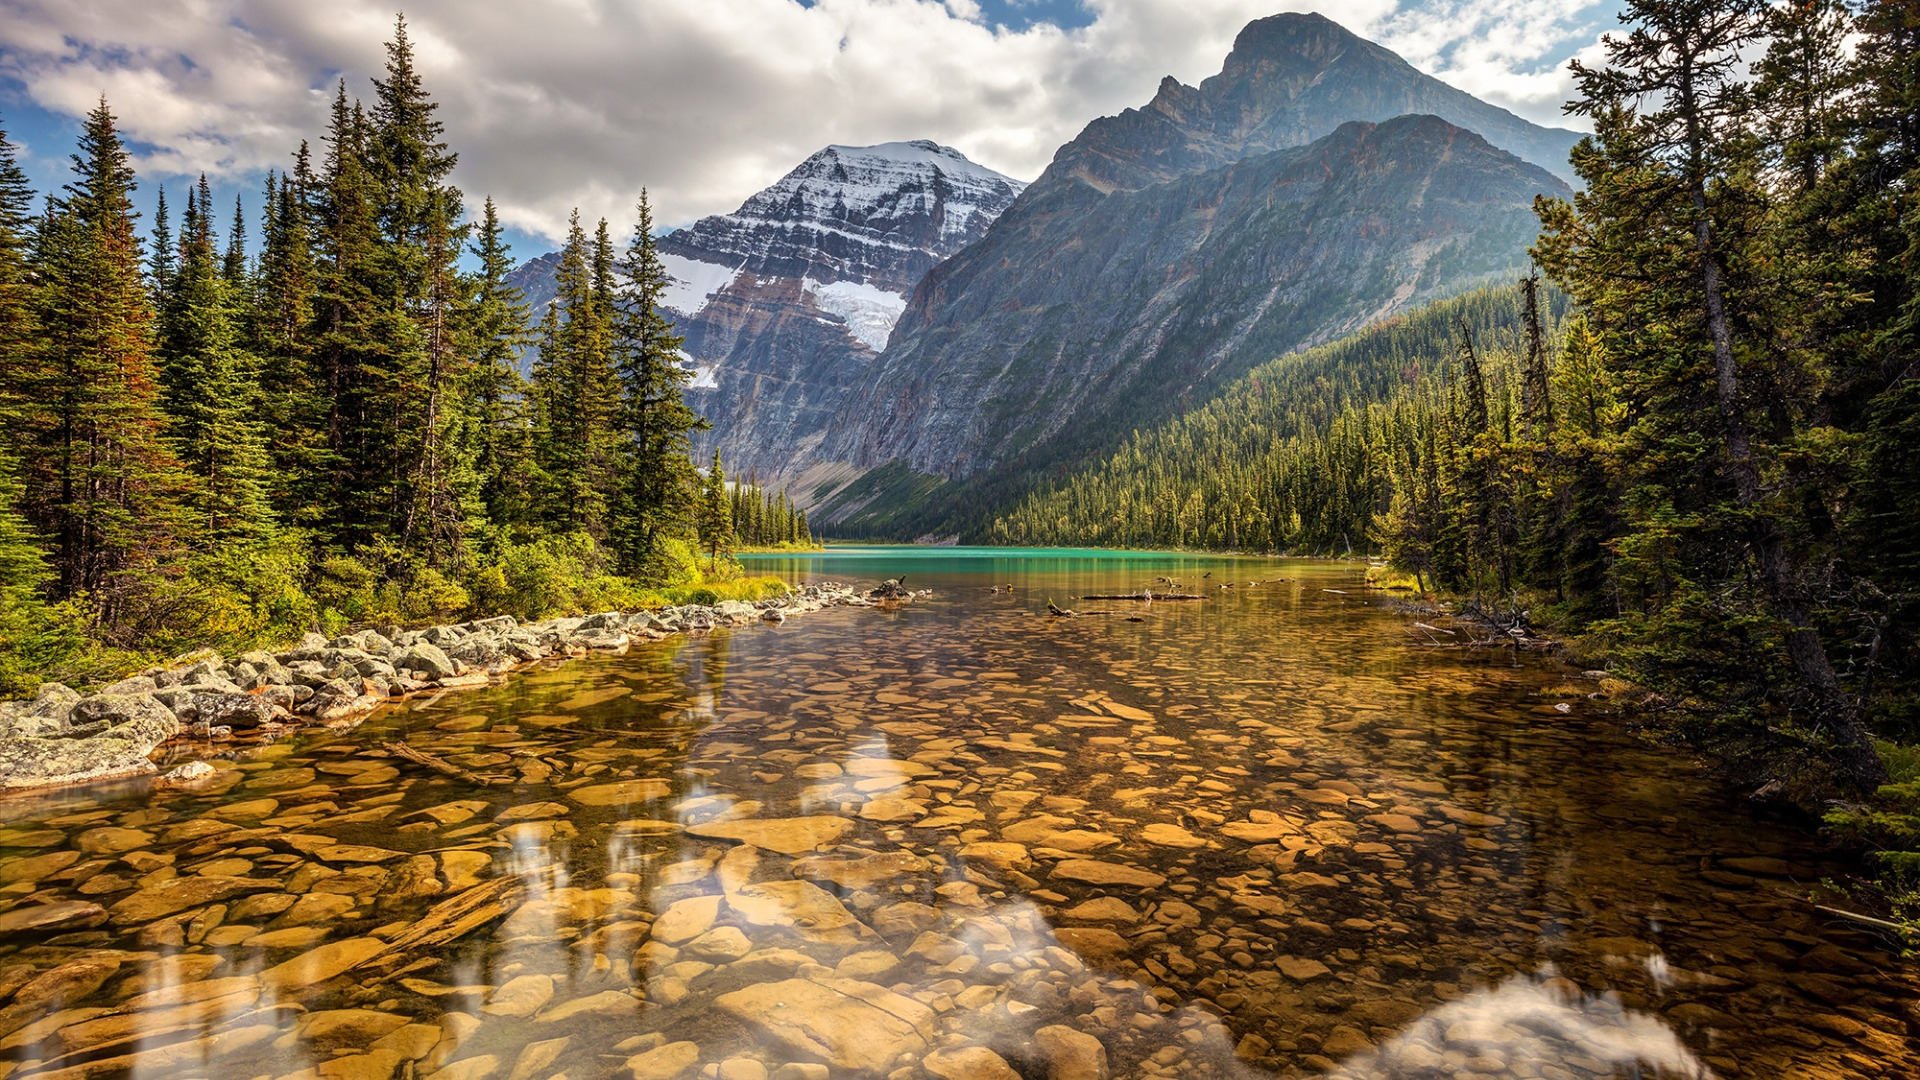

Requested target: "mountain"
[
  {"left": 507, "top": 251, "right": 561, "bottom": 315},
  {"left": 792, "top": 13, "right": 1577, "bottom": 528},
  {"left": 1041, "top": 12, "right": 1581, "bottom": 193},
  {"left": 809, "top": 116, "right": 1569, "bottom": 530},
  {"left": 507, "top": 141, "right": 1026, "bottom": 476}
]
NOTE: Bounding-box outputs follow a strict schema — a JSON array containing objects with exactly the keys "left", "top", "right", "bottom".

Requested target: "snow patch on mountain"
[
  {"left": 804, "top": 278, "right": 908, "bottom": 352},
  {"left": 658, "top": 252, "right": 741, "bottom": 315},
  {"left": 681, "top": 141, "right": 1028, "bottom": 272}
]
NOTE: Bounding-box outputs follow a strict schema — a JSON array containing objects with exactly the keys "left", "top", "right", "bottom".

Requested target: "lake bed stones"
[
  {"left": 924, "top": 1047, "right": 1021, "bottom": 1080},
  {"left": 686, "top": 816, "right": 854, "bottom": 855},
  {"left": 1035, "top": 1024, "right": 1109, "bottom": 1080},
  {"left": 1049, "top": 860, "right": 1166, "bottom": 890},
  {"left": 625, "top": 1040, "right": 700, "bottom": 1080},
  {"left": 108, "top": 875, "right": 277, "bottom": 924},
  {"left": 0, "top": 900, "right": 108, "bottom": 934},
  {"left": 571, "top": 779, "right": 674, "bottom": 808},
  {"left": 715, "top": 977, "right": 933, "bottom": 1073}
]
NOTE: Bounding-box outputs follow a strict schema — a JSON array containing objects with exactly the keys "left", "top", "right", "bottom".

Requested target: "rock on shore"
[{"left": 0, "top": 583, "right": 873, "bottom": 794}]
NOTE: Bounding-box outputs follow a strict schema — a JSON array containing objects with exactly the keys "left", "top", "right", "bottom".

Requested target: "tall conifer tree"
[
  {"left": 17, "top": 99, "right": 185, "bottom": 616},
  {"left": 611, "top": 191, "right": 705, "bottom": 572}
]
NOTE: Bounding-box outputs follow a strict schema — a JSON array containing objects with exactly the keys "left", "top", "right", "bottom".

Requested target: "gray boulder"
[
  {"left": 98, "top": 675, "right": 159, "bottom": 697},
  {"left": 0, "top": 683, "right": 82, "bottom": 739},
  {"left": 66, "top": 695, "right": 178, "bottom": 747},
  {"left": 576, "top": 630, "right": 630, "bottom": 652},
  {"left": 713, "top": 601, "right": 758, "bottom": 626},
  {"left": 395, "top": 643, "right": 457, "bottom": 680},
  {"left": 193, "top": 693, "right": 278, "bottom": 730},
  {"left": 258, "top": 684, "right": 314, "bottom": 711},
  {"left": 0, "top": 734, "right": 159, "bottom": 790}
]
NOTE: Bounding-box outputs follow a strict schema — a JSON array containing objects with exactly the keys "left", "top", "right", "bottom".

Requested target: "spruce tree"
[
  {"left": 222, "top": 194, "right": 249, "bottom": 286},
  {"left": 312, "top": 84, "right": 388, "bottom": 546},
  {"left": 462, "top": 197, "right": 533, "bottom": 532},
  {"left": 0, "top": 122, "right": 36, "bottom": 448},
  {"left": 17, "top": 99, "right": 186, "bottom": 617},
  {"left": 256, "top": 157, "right": 327, "bottom": 523},
  {"left": 369, "top": 14, "right": 470, "bottom": 562},
  {"left": 530, "top": 212, "right": 618, "bottom": 538},
  {"left": 610, "top": 191, "right": 706, "bottom": 573},
  {"left": 698, "top": 450, "right": 733, "bottom": 565},
  {"left": 1538, "top": 0, "right": 1885, "bottom": 787},
  {"left": 146, "top": 185, "right": 175, "bottom": 304}
]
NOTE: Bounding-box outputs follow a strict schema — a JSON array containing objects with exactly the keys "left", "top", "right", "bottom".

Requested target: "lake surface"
[{"left": 0, "top": 546, "right": 1912, "bottom": 1080}]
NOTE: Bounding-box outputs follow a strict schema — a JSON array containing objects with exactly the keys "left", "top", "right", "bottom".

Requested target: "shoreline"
[{"left": 0, "top": 580, "right": 915, "bottom": 799}]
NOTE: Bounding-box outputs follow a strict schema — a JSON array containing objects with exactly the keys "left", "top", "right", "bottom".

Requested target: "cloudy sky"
[{"left": 0, "top": 0, "right": 1620, "bottom": 257}]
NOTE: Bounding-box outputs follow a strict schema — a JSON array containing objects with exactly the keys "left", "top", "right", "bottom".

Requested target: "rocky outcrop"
[
  {"left": 0, "top": 583, "right": 881, "bottom": 795},
  {"left": 668, "top": 142, "right": 1023, "bottom": 484}
]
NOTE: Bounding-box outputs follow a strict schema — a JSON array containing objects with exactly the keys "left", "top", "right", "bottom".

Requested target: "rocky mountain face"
[
  {"left": 1040, "top": 12, "right": 1581, "bottom": 194},
  {"left": 811, "top": 116, "right": 1570, "bottom": 517},
  {"left": 795, "top": 13, "right": 1578, "bottom": 527},
  {"left": 509, "top": 142, "right": 1026, "bottom": 479}
]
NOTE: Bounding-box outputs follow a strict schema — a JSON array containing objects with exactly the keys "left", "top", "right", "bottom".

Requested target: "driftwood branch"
[
  {"left": 1079, "top": 593, "right": 1204, "bottom": 601},
  {"left": 384, "top": 741, "right": 510, "bottom": 786}
]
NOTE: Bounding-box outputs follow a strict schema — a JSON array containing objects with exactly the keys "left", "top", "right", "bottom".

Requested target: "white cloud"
[{"left": 0, "top": 0, "right": 1610, "bottom": 243}]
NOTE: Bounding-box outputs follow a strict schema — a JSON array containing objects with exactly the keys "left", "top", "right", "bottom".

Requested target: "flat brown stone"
[
  {"left": 1049, "top": 860, "right": 1166, "bottom": 889},
  {"left": 0, "top": 901, "right": 107, "bottom": 934},
  {"left": 108, "top": 876, "right": 277, "bottom": 924},
  {"left": 686, "top": 816, "right": 853, "bottom": 855},
  {"left": 570, "top": 779, "right": 673, "bottom": 807},
  {"left": 715, "top": 978, "right": 931, "bottom": 1073}
]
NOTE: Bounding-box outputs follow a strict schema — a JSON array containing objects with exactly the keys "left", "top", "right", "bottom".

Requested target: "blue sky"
[{"left": 0, "top": 1, "right": 1622, "bottom": 264}]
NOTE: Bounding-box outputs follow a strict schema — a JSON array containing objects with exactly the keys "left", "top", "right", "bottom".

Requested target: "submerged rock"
[
  {"left": 686, "top": 816, "right": 855, "bottom": 855},
  {"left": 715, "top": 977, "right": 933, "bottom": 1073}
]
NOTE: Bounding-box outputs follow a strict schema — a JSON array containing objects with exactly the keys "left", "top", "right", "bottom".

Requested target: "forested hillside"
[
  {"left": 994, "top": 285, "right": 1569, "bottom": 556},
  {"left": 0, "top": 19, "right": 791, "bottom": 695},
  {"left": 1003, "top": 0, "right": 1920, "bottom": 922}
]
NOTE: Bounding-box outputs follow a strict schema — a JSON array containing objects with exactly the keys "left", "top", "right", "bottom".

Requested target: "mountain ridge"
[{"left": 811, "top": 113, "right": 1569, "bottom": 511}]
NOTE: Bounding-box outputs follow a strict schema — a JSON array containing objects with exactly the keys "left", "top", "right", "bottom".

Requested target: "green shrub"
[
  {"left": 0, "top": 596, "right": 91, "bottom": 698},
  {"left": 402, "top": 566, "right": 470, "bottom": 624},
  {"left": 1824, "top": 740, "right": 1920, "bottom": 940}
]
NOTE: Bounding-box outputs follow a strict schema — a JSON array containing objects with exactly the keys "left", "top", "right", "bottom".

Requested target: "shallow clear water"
[{"left": 0, "top": 547, "right": 1912, "bottom": 1080}]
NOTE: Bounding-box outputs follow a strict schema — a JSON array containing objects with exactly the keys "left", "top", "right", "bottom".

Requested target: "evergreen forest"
[{"left": 0, "top": 19, "right": 796, "bottom": 698}]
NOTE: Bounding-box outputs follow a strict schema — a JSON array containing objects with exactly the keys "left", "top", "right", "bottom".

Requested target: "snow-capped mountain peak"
[{"left": 672, "top": 140, "right": 1027, "bottom": 279}]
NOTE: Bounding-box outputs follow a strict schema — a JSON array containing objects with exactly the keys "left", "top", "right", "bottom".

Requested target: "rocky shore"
[{"left": 0, "top": 582, "right": 898, "bottom": 795}]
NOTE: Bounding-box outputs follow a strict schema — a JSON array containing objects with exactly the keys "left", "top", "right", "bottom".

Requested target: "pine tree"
[
  {"left": 254, "top": 157, "right": 327, "bottom": 524},
  {"left": 222, "top": 194, "right": 249, "bottom": 286},
  {"left": 462, "top": 197, "right": 534, "bottom": 533},
  {"left": 0, "top": 122, "right": 36, "bottom": 448},
  {"left": 530, "top": 212, "right": 619, "bottom": 538},
  {"left": 369, "top": 14, "right": 470, "bottom": 562},
  {"left": 1538, "top": 0, "right": 1885, "bottom": 787},
  {"left": 146, "top": 185, "right": 174, "bottom": 304},
  {"left": 610, "top": 191, "right": 706, "bottom": 573},
  {"left": 698, "top": 450, "right": 733, "bottom": 565},
  {"left": 312, "top": 83, "right": 389, "bottom": 546},
  {"left": 16, "top": 99, "right": 186, "bottom": 618}
]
